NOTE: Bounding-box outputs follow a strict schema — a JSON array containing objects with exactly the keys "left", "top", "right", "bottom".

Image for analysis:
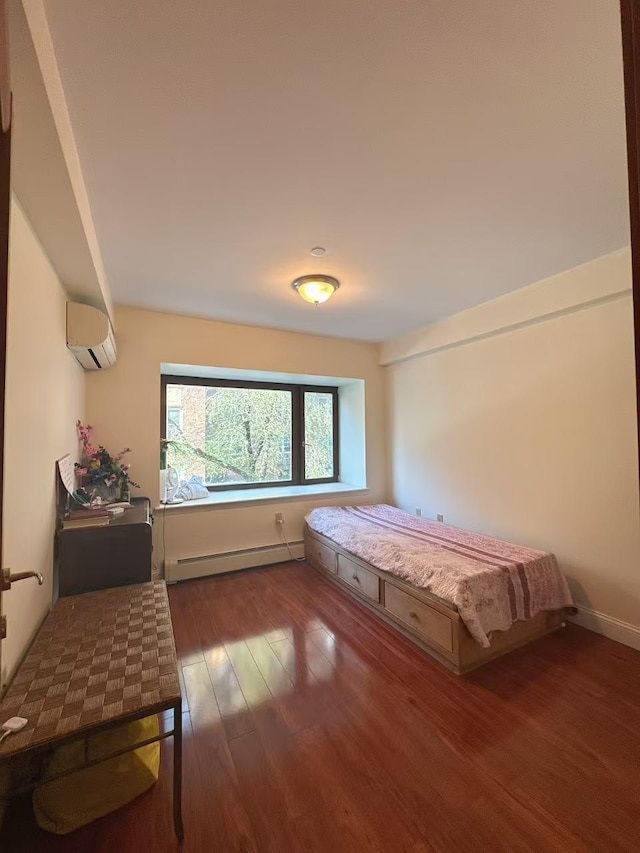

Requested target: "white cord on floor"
[{"left": 278, "top": 520, "right": 305, "bottom": 562}]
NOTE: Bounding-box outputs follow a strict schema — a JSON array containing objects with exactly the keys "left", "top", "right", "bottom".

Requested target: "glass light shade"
[{"left": 292, "top": 275, "right": 340, "bottom": 305}]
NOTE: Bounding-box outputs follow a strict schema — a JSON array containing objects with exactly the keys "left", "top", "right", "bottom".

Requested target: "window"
[
  {"left": 167, "top": 407, "right": 184, "bottom": 433},
  {"left": 161, "top": 376, "right": 339, "bottom": 490}
]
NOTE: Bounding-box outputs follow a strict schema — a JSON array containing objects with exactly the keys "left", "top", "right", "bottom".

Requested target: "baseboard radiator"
[{"left": 165, "top": 540, "right": 305, "bottom": 583}]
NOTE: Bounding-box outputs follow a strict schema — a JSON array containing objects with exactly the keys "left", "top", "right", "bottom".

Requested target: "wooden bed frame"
[{"left": 305, "top": 525, "right": 570, "bottom": 675}]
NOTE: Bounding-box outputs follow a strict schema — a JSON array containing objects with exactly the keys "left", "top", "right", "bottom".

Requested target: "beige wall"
[
  {"left": 85, "top": 305, "right": 387, "bottom": 571},
  {"left": 1, "top": 198, "right": 84, "bottom": 686},
  {"left": 384, "top": 249, "right": 640, "bottom": 645}
]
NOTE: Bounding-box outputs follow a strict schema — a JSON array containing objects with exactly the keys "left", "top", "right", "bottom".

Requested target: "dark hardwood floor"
[{"left": 2, "top": 561, "right": 640, "bottom": 852}]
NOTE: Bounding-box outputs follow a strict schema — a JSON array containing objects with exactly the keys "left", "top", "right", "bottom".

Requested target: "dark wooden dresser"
[{"left": 56, "top": 497, "right": 153, "bottom": 598}]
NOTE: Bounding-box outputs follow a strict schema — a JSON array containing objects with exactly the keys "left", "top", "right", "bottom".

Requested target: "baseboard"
[
  {"left": 570, "top": 606, "right": 640, "bottom": 651},
  {"left": 165, "top": 540, "right": 304, "bottom": 583}
]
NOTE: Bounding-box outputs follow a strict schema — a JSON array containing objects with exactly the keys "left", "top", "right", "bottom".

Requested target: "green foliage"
[
  {"left": 203, "top": 387, "right": 291, "bottom": 484},
  {"left": 165, "top": 385, "right": 334, "bottom": 485},
  {"left": 304, "top": 392, "right": 334, "bottom": 479},
  {"left": 166, "top": 387, "right": 291, "bottom": 485}
]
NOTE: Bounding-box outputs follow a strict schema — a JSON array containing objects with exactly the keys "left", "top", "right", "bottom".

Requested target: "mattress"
[{"left": 305, "top": 504, "right": 574, "bottom": 647}]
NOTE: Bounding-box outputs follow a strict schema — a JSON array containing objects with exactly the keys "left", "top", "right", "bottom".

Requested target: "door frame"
[
  {"left": 0, "top": 0, "right": 10, "bottom": 687},
  {"left": 621, "top": 0, "right": 640, "bottom": 485}
]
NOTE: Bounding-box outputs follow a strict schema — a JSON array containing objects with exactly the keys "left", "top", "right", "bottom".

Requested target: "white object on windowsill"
[
  {"left": 154, "top": 481, "right": 370, "bottom": 512},
  {"left": 162, "top": 467, "right": 183, "bottom": 504},
  {"left": 176, "top": 475, "right": 209, "bottom": 502}
]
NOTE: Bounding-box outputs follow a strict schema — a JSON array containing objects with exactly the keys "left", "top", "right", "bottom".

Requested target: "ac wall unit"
[{"left": 66, "top": 302, "right": 117, "bottom": 370}]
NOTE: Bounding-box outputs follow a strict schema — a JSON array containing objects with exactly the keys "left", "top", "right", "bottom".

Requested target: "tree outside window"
[{"left": 161, "top": 377, "right": 338, "bottom": 490}]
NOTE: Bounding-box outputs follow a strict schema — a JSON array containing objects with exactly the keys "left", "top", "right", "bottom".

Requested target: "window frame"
[{"left": 160, "top": 374, "right": 339, "bottom": 492}]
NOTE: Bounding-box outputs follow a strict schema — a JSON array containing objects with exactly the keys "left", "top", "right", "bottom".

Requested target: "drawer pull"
[
  {"left": 336, "top": 556, "right": 379, "bottom": 601},
  {"left": 385, "top": 585, "right": 453, "bottom": 652}
]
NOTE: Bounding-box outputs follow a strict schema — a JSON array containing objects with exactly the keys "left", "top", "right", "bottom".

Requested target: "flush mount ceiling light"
[{"left": 291, "top": 274, "right": 340, "bottom": 305}]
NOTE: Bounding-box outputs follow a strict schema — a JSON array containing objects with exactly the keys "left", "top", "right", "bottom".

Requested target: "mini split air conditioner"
[{"left": 66, "top": 302, "right": 117, "bottom": 370}]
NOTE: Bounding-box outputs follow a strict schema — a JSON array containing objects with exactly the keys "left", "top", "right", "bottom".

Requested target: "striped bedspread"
[{"left": 305, "top": 505, "right": 574, "bottom": 647}]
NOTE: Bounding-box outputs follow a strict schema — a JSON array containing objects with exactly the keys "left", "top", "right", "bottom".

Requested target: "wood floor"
[{"left": 2, "top": 561, "right": 640, "bottom": 852}]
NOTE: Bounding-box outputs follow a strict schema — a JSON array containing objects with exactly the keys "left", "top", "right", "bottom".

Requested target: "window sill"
[{"left": 154, "top": 482, "right": 369, "bottom": 513}]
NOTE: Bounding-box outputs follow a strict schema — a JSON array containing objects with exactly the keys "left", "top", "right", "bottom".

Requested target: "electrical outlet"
[
  {"left": 275, "top": 512, "right": 284, "bottom": 525},
  {"left": 437, "top": 513, "right": 444, "bottom": 522},
  {"left": 415, "top": 508, "right": 422, "bottom": 517}
]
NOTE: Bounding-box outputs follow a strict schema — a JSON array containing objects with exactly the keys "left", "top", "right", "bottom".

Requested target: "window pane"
[
  {"left": 167, "top": 407, "right": 183, "bottom": 430},
  {"left": 165, "top": 384, "right": 292, "bottom": 486},
  {"left": 304, "top": 391, "right": 334, "bottom": 479}
]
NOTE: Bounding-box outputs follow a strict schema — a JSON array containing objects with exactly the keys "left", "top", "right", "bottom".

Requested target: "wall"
[
  {"left": 383, "top": 249, "right": 640, "bottom": 648},
  {"left": 85, "top": 305, "right": 387, "bottom": 573},
  {"left": 1, "top": 197, "right": 84, "bottom": 685}
]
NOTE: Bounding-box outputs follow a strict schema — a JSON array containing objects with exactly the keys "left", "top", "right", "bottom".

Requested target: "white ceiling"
[
  {"left": 43, "top": 0, "right": 630, "bottom": 342},
  {"left": 9, "top": 0, "right": 112, "bottom": 318}
]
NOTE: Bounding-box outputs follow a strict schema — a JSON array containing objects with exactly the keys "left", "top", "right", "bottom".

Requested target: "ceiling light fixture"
[
  {"left": 291, "top": 274, "right": 340, "bottom": 305},
  {"left": 310, "top": 246, "right": 326, "bottom": 257}
]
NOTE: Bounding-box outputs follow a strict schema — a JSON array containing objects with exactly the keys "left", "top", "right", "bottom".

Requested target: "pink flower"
[
  {"left": 76, "top": 467, "right": 88, "bottom": 477},
  {"left": 76, "top": 421, "right": 93, "bottom": 443},
  {"left": 85, "top": 444, "right": 99, "bottom": 458}
]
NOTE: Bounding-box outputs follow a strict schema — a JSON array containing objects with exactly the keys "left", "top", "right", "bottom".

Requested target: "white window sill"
[{"left": 154, "top": 482, "right": 369, "bottom": 513}]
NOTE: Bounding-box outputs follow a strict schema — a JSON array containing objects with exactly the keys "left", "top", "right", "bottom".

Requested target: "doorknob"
[
  {"left": 0, "top": 571, "right": 44, "bottom": 642},
  {"left": 1, "top": 569, "right": 44, "bottom": 591}
]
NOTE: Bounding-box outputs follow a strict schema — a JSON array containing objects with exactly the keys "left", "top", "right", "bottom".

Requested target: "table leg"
[{"left": 173, "top": 700, "right": 184, "bottom": 841}]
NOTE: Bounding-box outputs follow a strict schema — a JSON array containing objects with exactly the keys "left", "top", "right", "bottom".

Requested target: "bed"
[{"left": 304, "top": 504, "right": 575, "bottom": 674}]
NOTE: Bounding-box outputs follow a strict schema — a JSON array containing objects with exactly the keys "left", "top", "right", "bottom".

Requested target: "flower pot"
[{"left": 90, "top": 483, "right": 122, "bottom": 505}]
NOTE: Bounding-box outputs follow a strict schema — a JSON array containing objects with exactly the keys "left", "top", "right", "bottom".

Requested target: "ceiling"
[
  {"left": 42, "top": 0, "right": 630, "bottom": 342},
  {"left": 9, "top": 0, "right": 113, "bottom": 319}
]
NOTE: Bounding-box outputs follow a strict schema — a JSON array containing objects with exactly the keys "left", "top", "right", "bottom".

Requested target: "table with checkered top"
[{"left": 0, "top": 580, "right": 184, "bottom": 839}]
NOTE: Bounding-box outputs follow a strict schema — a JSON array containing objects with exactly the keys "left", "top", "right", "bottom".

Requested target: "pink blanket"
[{"left": 305, "top": 504, "right": 574, "bottom": 647}]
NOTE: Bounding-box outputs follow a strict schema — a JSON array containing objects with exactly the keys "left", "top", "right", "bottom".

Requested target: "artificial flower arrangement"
[{"left": 75, "top": 421, "right": 139, "bottom": 503}]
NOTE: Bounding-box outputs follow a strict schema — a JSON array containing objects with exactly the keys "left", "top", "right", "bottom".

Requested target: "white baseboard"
[
  {"left": 570, "top": 606, "right": 640, "bottom": 651},
  {"left": 166, "top": 540, "right": 304, "bottom": 583}
]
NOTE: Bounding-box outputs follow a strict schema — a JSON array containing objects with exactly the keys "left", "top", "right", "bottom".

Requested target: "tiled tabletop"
[{"left": 0, "top": 581, "right": 181, "bottom": 758}]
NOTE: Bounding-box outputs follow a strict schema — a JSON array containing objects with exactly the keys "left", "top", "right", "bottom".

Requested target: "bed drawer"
[
  {"left": 306, "top": 537, "right": 337, "bottom": 573},
  {"left": 384, "top": 584, "right": 453, "bottom": 653},
  {"left": 337, "top": 555, "right": 380, "bottom": 602}
]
